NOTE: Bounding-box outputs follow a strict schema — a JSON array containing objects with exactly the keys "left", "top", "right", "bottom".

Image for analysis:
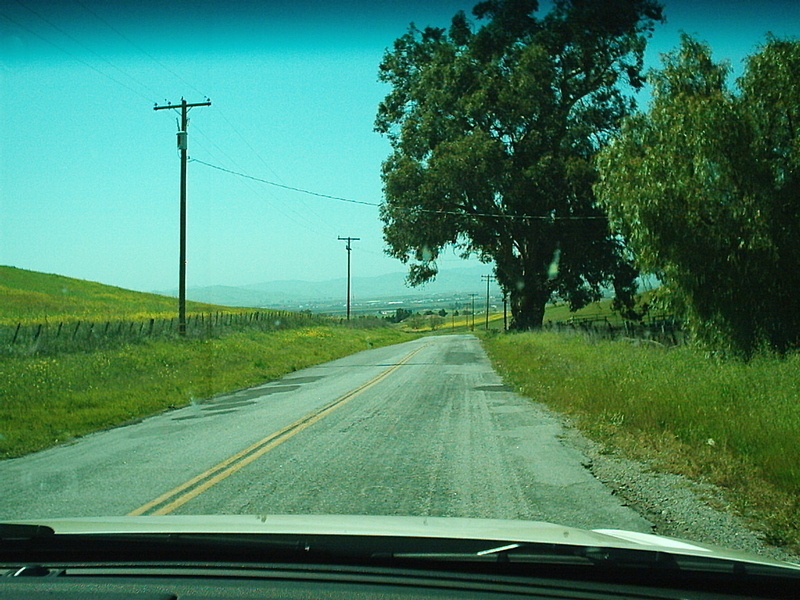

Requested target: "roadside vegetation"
[
  {"left": 376, "top": 1, "right": 800, "bottom": 358},
  {"left": 389, "top": 298, "right": 631, "bottom": 334},
  {"left": 0, "top": 266, "right": 328, "bottom": 357},
  {"left": 596, "top": 35, "right": 800, "bottom": 357},
  {"left": 0, "top": 265, "right": 225, "bottom": 324},
  {"left": 481, "top": 331, "right": 800, "bottom": 553},
  {"left": 0, "top": 264, "right": 419, "bottom": 458},
  {"left": 0, "top": 324, "right": 416, "bottom": 459}
]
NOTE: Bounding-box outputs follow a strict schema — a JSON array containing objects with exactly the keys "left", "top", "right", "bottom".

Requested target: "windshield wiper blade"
[
  {"left": 404, "top": 540, "right": 798, "bottom": 579},
  {"left": 395, "top": 542, "right": 692, "bottom": 571},
  {"left": 476, "top": 543, "right": 524, "bottom": 556},
  {"left": 0, "top": 523, "right": 55, "bottom": 541}
]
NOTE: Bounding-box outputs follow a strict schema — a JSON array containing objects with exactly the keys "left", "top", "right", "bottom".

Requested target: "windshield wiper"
[
  {"left": 394, "top": 539, "right": 800, "bottom": 581},
  {"left": 472, "top": 543, "right": 675, "bottom": 566}
]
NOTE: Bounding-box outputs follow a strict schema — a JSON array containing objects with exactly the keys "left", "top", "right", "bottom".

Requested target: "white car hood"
[{"left": 15, "top": 514, "right": 800, "bottom": 573}]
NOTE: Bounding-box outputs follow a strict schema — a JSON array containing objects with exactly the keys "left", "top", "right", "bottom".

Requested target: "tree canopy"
[
  {"left": 375, "top": 0, "right": 664, "bottom": 330},
  {"left": 596, "top": 35, "right": 800, "bottom": 356}
]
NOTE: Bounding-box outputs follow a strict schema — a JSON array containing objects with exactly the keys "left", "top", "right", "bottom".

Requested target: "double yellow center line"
[{"left": 128, "top": 342, "right": 428, "bottom": 516}]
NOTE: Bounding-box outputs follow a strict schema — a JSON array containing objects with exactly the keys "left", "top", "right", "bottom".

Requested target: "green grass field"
[
  {"left": 481, "top": 331, "right": 800, "bottom": 551},
  {"left": 0, "top": 265, "right": 230, "bottom": 324},
  {"left": 0, "top": 325, "right": 417, "bottom": 458},
  {"left": 0, "top": 266, "right": 420, "bottom": 458},
  {"left": 543, "top": 300, "right": 615, "bottom": 323}
]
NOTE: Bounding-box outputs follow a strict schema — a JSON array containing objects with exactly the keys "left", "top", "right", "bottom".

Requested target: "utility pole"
[
  {"left": 153, "top": 98, "right": 211, "bottom": 336},
  {"left": 338, "top": 236, "right": 360, "bottom": 321},
  {"left": 469, "top": 294, "right": 477, "bottom": 331},
  {"left": 482, "top": 274, "right": 495, "bottom": 331}
]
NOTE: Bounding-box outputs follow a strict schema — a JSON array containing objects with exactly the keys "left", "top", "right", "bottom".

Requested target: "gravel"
[{"left": 560, "top": 423, "right": 800, "bottom": 565}]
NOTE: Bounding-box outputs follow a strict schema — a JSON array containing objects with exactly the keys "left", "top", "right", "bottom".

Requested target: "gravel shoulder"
[{"left": 558, "top": 419, "right": 800, "bottom": 564}]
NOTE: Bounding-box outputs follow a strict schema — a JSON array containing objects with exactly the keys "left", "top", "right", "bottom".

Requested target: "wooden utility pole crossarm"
[
  {"left": 153, "top": 99, "right": 212, "bottom": 112},
  {"left": 153, "top": 98, "right": 211, "bottom": 335}
]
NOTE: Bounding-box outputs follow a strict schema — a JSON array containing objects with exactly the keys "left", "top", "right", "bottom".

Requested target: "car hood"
[{"left": 13, "top": 514, "right": 800, "bottom": 572}]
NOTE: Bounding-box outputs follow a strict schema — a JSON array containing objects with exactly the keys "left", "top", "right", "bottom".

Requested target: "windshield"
[{"left": 1, "top": 0, "right": 799, "bottom": 574}]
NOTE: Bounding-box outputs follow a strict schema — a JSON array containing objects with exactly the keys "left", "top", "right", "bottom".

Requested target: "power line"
[
  {"left": 187, "top": 130, "right": 342, "bottom": 238},
  {"left": 190, "top": 158, "right": 380, "bottom": 207},
  {"left": 74, "top": 0, "right": 293, "bottom": 210},
  {"left": 7, "top": 0, "right": 340, "bottom": 240},
  {"left": 190, "top": 158, "right": 609, "bottom": 222},
  {"left": 72, "top": 0, "right": 207, "bottom": 100},
  {"left": 10, "top": 0, "right": 162, "bottom": 103},
  {"left": 213, "top": 106, "right": 337, "bottom": 233},
  {"left": 72, "top": 0, "right": 315, "bottom": 227},
  {"left": 73, "top": 0, "right": 315, "bottom": 228},
  {"left": 8, "top": 2, "right": 606, "bottom": 229},
  {"left": 0, "top": 8, "right": 155, "bottom": 104},
  {"left": 72, "top": 1, "right": 323, "bottom": 233},
  {"left": 211, "top": 106, "right": 284, "bottom": 184}
]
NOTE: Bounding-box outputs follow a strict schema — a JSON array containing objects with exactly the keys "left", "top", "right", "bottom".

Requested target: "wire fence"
[
  {"left": 543, "top": 313, "right": 686, "bottom": 346},
  {"left": 0, "top": 310, "right": 324, "bottom": 356}
]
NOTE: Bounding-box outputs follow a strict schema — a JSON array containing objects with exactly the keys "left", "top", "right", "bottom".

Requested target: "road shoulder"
[{"left": 558, "top": 421, "right": 800, "bottom": 564}]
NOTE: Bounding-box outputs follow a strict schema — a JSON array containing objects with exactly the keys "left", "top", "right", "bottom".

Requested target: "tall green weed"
[{"left": 482, "top": 331, "right": 800, "bottom": 546}]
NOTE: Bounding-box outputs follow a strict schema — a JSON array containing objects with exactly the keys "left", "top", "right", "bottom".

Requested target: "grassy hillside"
[
  {"left": 544, "top": 299, "right": 616, "bottom": 323},
  {"left": 0, "top": 266, "right": 419, "bottom": 457},
  {"left": 0, "top": 266, "right": 236, "bottom": 324},
  {"left": 544, "top": 291, "right": 661, "bottom": 324}
]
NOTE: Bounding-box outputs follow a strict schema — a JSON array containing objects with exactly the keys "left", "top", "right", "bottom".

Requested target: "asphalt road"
[{"left": 0, "top": 334, "right": 650, "bottom": 532}]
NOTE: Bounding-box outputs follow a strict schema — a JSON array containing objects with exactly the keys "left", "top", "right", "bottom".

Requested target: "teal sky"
[{"left": 1, "top": 0, "right": 798, "bottom": 293}]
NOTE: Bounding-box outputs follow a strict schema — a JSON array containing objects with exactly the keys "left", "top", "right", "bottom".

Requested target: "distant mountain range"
[{"left": 172, "top": 265, "right": 498, "bottom": 309}]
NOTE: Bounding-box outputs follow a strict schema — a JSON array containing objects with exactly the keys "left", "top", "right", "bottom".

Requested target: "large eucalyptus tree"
[{"left": 376, "top": 0, "right": 664, "bottom": 329}]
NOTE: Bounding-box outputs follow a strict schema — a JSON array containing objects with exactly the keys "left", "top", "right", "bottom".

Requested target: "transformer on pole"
[{"left": 154, "top": 98, "right": 211, "bottom": 335}]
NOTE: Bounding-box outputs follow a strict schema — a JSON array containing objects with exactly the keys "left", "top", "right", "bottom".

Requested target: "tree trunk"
[
  {"left": 509, "top": 282, "right": 550, "bottom": 330},
  {"left": 496, "top": 250, "right": 554, "bottom": 331}
]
